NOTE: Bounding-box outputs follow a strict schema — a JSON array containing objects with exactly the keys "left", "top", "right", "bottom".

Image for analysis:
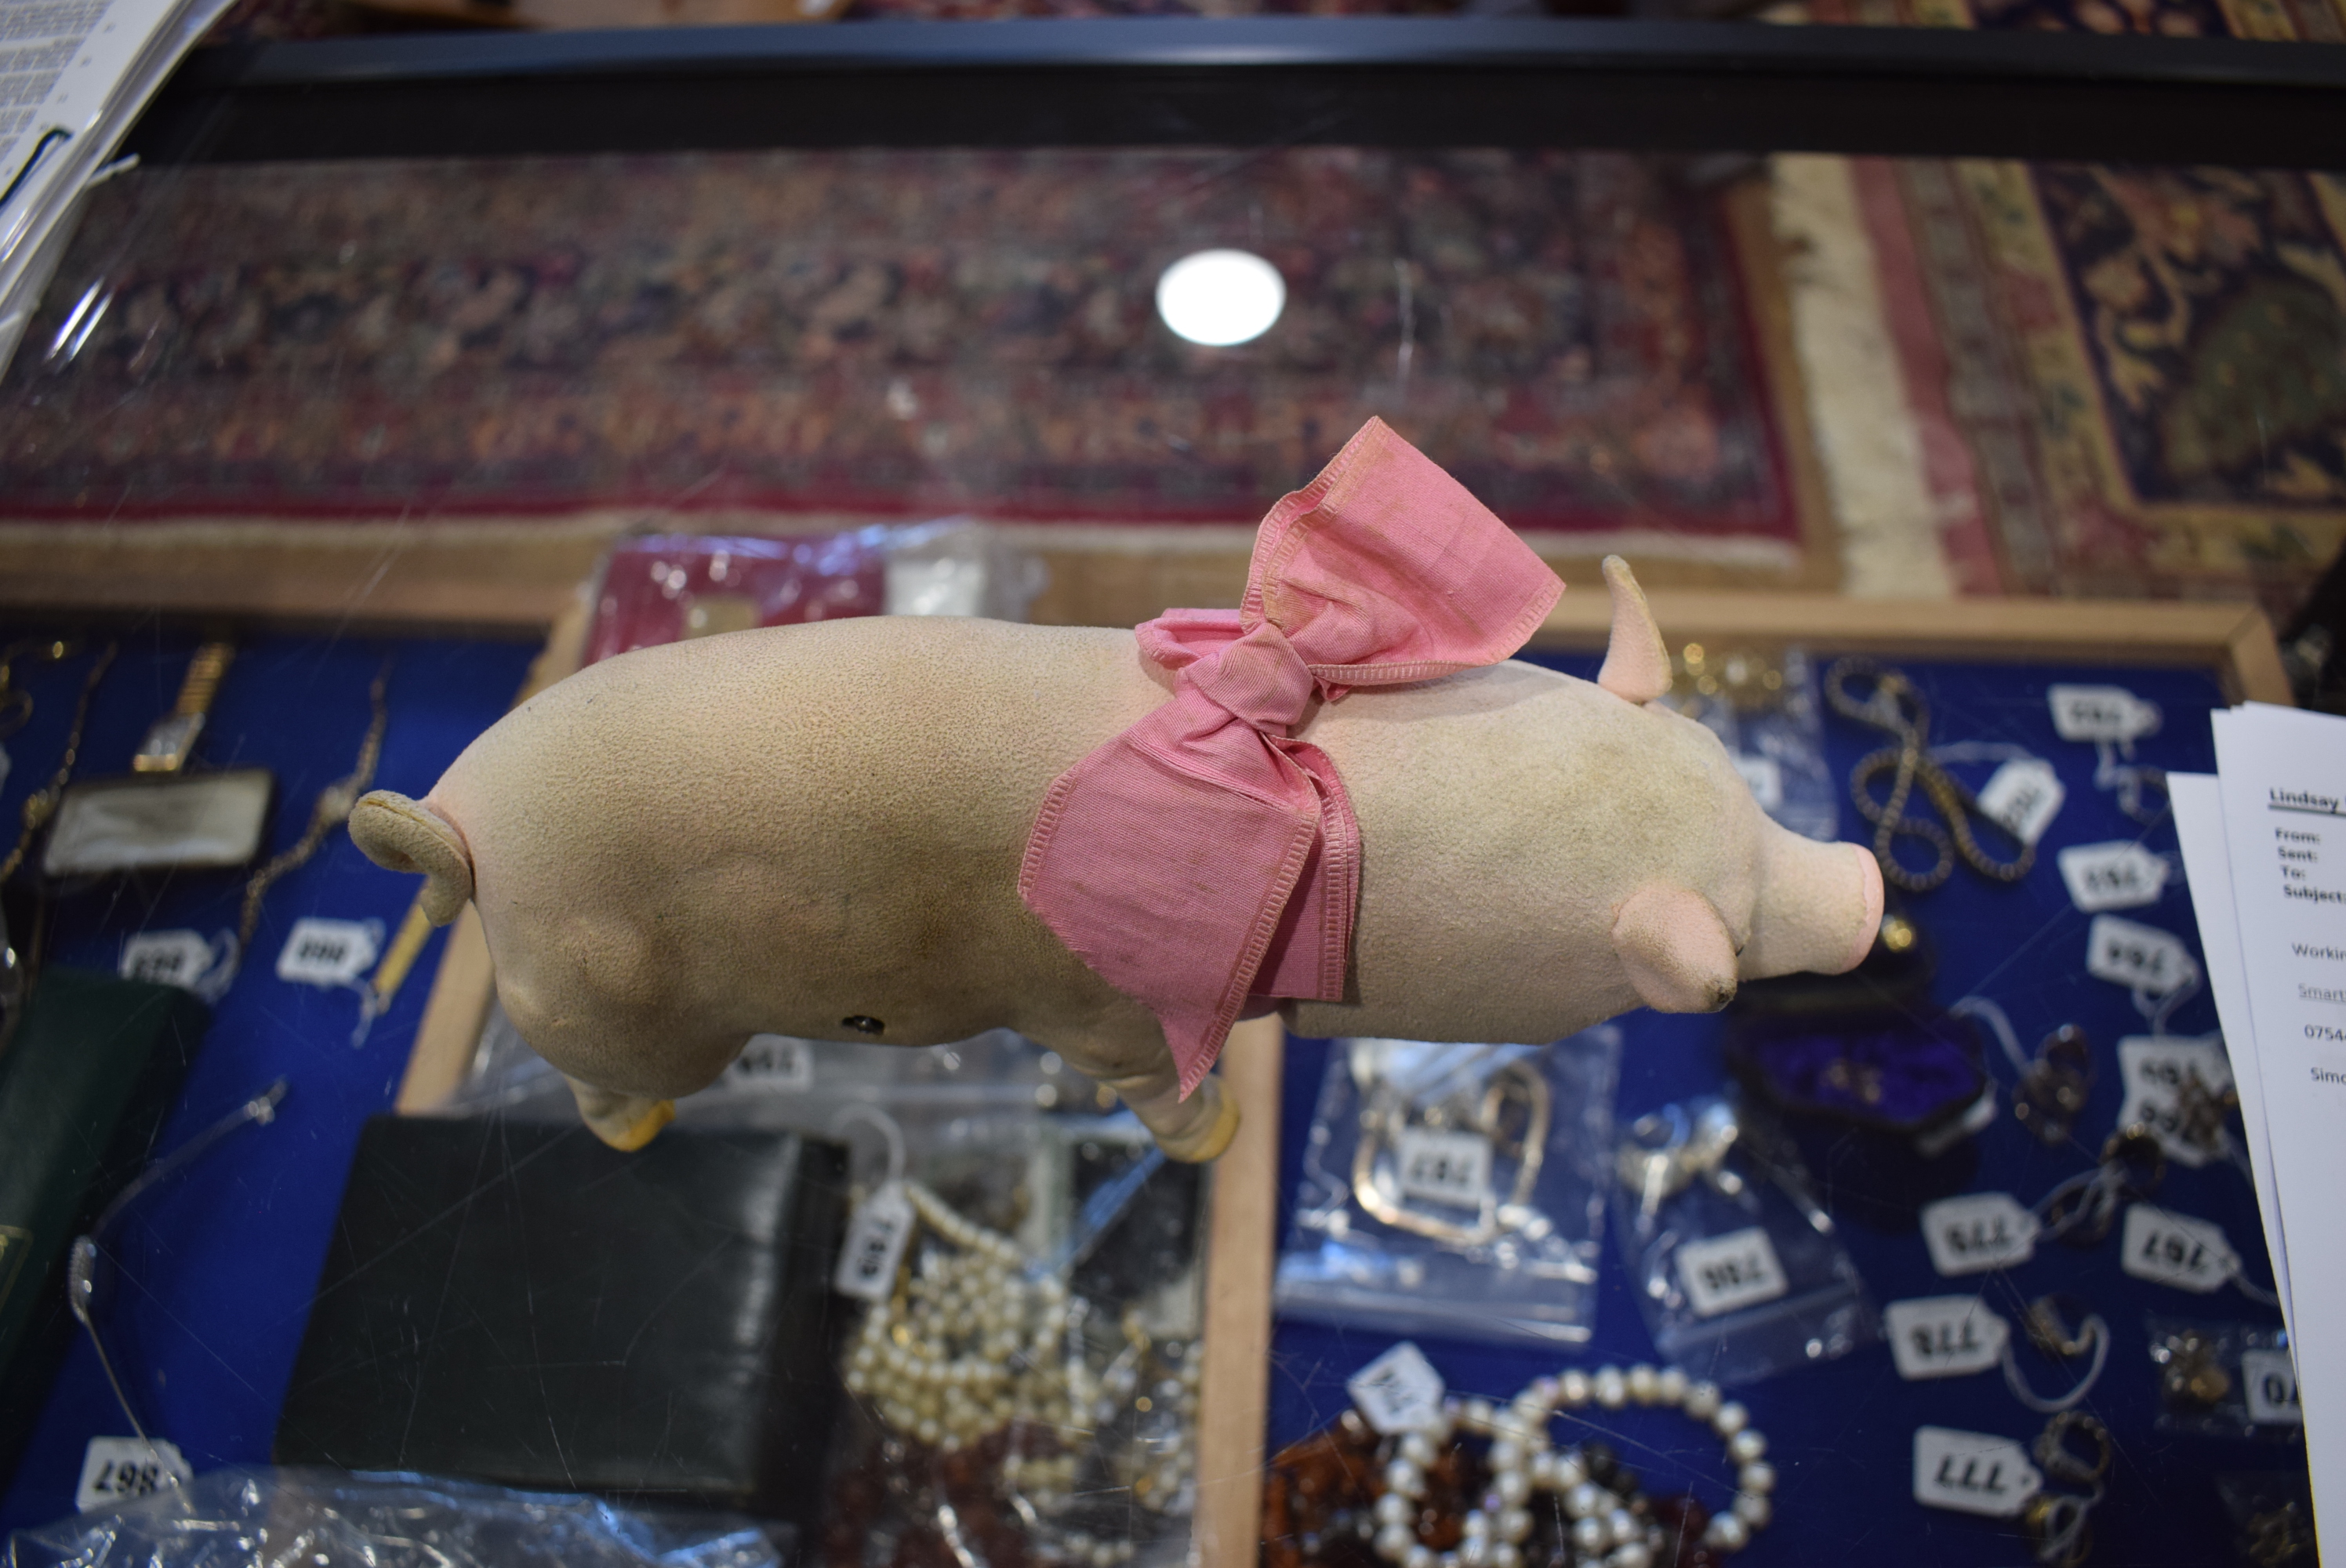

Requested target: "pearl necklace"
[
  {"left": 843, "top": 1181, "right": 1077, "bottom": 1454},
  {"left": 1370, "top": 1363, "right": 1775, "bottom": 1568},
  {"left": 840, "top": 1181, "right": 1202, "bottom": 1568}
]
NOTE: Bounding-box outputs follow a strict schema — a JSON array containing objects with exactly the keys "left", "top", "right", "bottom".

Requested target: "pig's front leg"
[
  {"left": 563, "top": 1073, "right": 676, "bottom": 1150},
  {"left": 1031, "top": 1018, "right": 1240, "bottom": 1163}
]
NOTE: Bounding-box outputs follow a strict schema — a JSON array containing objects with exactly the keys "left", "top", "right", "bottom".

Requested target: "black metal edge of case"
[{"left": 126, "top": 20, "right": 2346, "bottom": 171}]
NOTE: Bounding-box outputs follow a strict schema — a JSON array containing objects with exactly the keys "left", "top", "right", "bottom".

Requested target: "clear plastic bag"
[
  {"left": 2146, "top": 1316, "right": 2303, "bottom": 1441},
  {"left": 1274, "top": 1029, "right": 1620, "bottom": 1346},
  {"left": 1612, "top": 1095, "right": 1876, "bottom": 1385},
  {"left": 1655, "top": 646, "right": 1838, "bottom": 842},
  {"left": 4, "top": 1466, "right": 783, "bottom": 1568}
]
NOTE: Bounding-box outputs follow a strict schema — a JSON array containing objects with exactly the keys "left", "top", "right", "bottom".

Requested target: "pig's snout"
[{"left": 1739, "top": 829, "right": 1884, "bottom": 982}]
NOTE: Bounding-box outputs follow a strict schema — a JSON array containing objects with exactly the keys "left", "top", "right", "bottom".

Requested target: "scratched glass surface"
[{"left": 0, "top": 138, "right": 2337, "bottom": 1568}]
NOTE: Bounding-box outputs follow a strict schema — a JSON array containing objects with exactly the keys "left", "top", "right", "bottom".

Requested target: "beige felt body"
[{"left": 350, "top": 561, "right": 1880, "bottom": 1160}]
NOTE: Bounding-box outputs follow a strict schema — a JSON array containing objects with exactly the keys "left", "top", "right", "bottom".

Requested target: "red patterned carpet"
[{"left": 0, "top": 150, "right": 1810, "bottom": 564}]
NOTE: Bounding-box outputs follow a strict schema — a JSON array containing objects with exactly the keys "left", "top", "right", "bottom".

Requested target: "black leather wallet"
[{"left": 276, "top": 1115, "right": 848, "bottom": 1533}]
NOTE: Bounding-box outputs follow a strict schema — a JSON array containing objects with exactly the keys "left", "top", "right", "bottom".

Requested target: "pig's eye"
[{"left": 843, "top": 1015, "right": 885, "bottom": 1036}]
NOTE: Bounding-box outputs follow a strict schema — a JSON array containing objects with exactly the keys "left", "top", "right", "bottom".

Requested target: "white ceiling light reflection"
[{"left": 1156, "top": 249, "right": 1286, "bottom": 347}]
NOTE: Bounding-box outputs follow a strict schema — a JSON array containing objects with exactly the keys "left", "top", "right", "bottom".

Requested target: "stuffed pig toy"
[{"left": 350, "top": 419, "right": 1881, "bottom": 1162}]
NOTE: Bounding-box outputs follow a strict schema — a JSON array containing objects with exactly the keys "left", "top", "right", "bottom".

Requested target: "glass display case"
[{"left": 0, "top": 15, "right": 2340, "bottom": 1568}]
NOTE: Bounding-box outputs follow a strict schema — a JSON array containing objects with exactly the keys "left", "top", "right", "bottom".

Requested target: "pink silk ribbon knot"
[{"left": 1017, "top": 418, "right": 1565, "bottom": 1096}]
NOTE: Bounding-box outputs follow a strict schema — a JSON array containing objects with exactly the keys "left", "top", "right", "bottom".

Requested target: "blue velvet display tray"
[
  {"left": 0, "top": 631, "right": 538, "bottom": 1537},
  {"left": 1271, "top": 653, "right": 2294, "bottom": 1568}
]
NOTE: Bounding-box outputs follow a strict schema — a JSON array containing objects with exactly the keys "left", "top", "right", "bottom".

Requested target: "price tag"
[
  {"left": 2086, "top": 914, "right": 2196, "bottom": 995},
  {"left": 2117, "top": 1035, "right": 2234, "bottom": 1167},
  {"left": 1731, "top": 753, "right": 1785, "bottom": 811},
  {"left": 120, "top": 930, "right": 220, "bottom": 993},
  {"left": 2047, "top": 684, "right": 2161, "bottom": 743},
  {"left": 276, "top": 917, "right": 380, "bottom": 987},
  {"left": 725, "top": 1034, "right": 815, "bottom": 1092},
  {"left": 2122, "top": 1204, "right": 2239, "bottom": 1293},
  {"left": 2242, "top": 1349, "right": 2303, "bottom": 1425},
  {"left": 1347, "top": 1341, "right": 1447, "bottom": 1435},
  {"left": 75, "top": 1436, "right": 191, "bottom": 1513},
  {"left": 1393, "top": 1127, "right": 1493, "bottom": 1208},
  {"left": 834, "top": 1181, "right": 915, "bottom": 1301},
  {"left": 1675, "top": 1226, "right": 1789, "bottom": 1318},
  {"left": 2057, "top": 842, "right": 2170, "bottom": 913},
  {"left": 1912, "top": 1428, "right": 2043, "bottom": 1518},
  {"left": 1977, "top": 759, "right": 2065, "bottom": 846},
  {"left": 1920, "top": 1192, "right": 2039, "bottom": 1276},
  {"left": 1886, "top": 1297, "right": 2010, "bottom": 1380}
]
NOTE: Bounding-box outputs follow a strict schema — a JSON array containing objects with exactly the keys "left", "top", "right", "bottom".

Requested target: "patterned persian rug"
[
  {"left": 0, "top": 150, "right": 1819, "bottom": 575},
  {"left": 1821, "top": 0, "right": 2346, "bottom": 611}
]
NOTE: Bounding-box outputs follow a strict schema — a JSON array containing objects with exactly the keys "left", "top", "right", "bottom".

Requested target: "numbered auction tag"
[
  {"left": 834, "top": 1181, "right": 915, "bottom": 1301},
  {"left": 2057, "top": 842, "right": 2170, "bottom": 913},
  {"left": 2086, "top": 914, "right": 2195, "bottom": 995},
  {"left": 1886, "top": 1297, "right": 2010, "bottom": 1380},
  {"left": 2242, "top": 1349, "right": 2304, "bottom": 1425},
  {"left": 2123, "top": 1205, "right": 2239, "bottom": 1293},
  {"left": 1731, "top": 753, "right": 1785, "bottom": 811},
  {"left": 725, "top": 1033, "right": 815, "bottom": 1092},
  {"left": 2117, "top": 1035, "right": 2234, "bottom": 1167},
  {"left": 1348, "top": 1341, "right": 1447, "bottom": 1435},
  {"left": 1394, "top": 1127, "right": 1494, "bottom": 1209},
  {"left": 76, "top": 1436, "right": 191, "bottom": 1513},
  {"left": 1977, "top": 759, "right": 2065, "bottom": 846},
  {"left": 2046, "top": 684, "right": 2161, "bottom": 744},
  {"left": 120, "top": 930, "right": 220, "bottom": 993},
  {"left": 1676, "top": 1226, "right": 1789, "bottom": 1319},
  {"left": 276, "top": 917, "right": 381, "bottom": 987},
  {"left": 1912, "top": 1428, "right": 2043, "bottom": 1518},
  {"left": 1920, "top": 1193, "right": 2039, "bottom": 1276}
]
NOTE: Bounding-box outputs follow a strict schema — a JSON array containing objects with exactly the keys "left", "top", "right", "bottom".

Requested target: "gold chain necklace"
[{"left": 1, "top": 641, "right": 118, "bottom": 885}]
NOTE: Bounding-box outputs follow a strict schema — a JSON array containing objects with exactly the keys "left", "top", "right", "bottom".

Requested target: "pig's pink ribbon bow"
[{"left": 1018, "top": 418, "right": 1564, "bottom": 1095}]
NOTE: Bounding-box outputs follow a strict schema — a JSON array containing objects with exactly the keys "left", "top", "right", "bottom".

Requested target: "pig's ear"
[
  {"left": 1596, "top": 555, "right": 1672, "bottom": 705},
  {"left": 1612, "top": 883, "right": 1738, "bottom": 1013}
]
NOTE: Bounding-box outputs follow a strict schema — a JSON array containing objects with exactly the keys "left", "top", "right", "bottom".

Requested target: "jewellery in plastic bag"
[
  {"left": 1353, "top": 1057, "right": 1550, "bottom": 1247},
  {"left": 1825, "top": 657, "right": 2032, "bottom": 892},
  {"left": 2022, "top": 1410, "right": 2113, "bottom": 1568},
  {"left": 2016, "top": 1026, "right": 2095, "bottom": 1149},
  {"left": 1615, "top": 1099, "right": 1746, "bottom": 1214},
  {"left": 2155, "top": 1326, "right": 2232, "bottom": 1410}
]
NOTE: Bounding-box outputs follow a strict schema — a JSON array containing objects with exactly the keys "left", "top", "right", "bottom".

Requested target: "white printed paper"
[
  {"left": 2208, "top": 703, "right": 2346, "bottom": 1554},
  {"left": 1675, "top": 1225, "right": 1788, "bottom": 1318},
  {"left": 1977, "top": 758, "right": 2065, "bottom": 845},
  {"left": 725, "top": 1033, "right": 815, "bottom": 1091},
  {"left": 1885, "top": 1297, "right": 2008, "bottom": 1380},
  {"left": 76, "top": 1436, "right": 190, "bottom": 1512},
  {"left": 833, "top": 1181, "right": 914, "bottom": 1301},
  {"left": 2244, "top": 1348, "right": 2304, "bottom": 1426},
  {"left": 2058, "top": 841, "right": 2170, "bottom": 912},
  {"left": 2117, "top": 1034, "right": 2235, "bottom": 1167},
  {"left": 2085, "top": 913, "right": 2196, "bottom": 994},
  {"left": 2170, "top": 771, "right": 2292, "bottom": 1334},
  {"left": 1348, "top": 1341, "right": 1447, "bottom": 1435},
  {"left": 2122, "top": 1204, "right": 2239, "bottom": 1294},
  {"left": 1912, "top": 1428, "right": 2043, "bottom": 1517},
  {"left": 275, "top": 917, "right": 380, "bottom": 986},
  {"left": 1920, "top": 1192, "right": 2039, "bottom": 1276},
  {"left": 2047, "top": 684, "right": 2161, "bottom": 743},
  {"left": 1393, "top": 1127, "right": 1493, "bottom": 1208}
]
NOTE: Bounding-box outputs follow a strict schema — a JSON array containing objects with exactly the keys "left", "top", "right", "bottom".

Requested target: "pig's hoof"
[
  {"left": 598, "top": 1098, "right": 675, "bottom": 1152},
  {"left": 1155, "top": 1083, "right": 1241, "bottom": 1163}
]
